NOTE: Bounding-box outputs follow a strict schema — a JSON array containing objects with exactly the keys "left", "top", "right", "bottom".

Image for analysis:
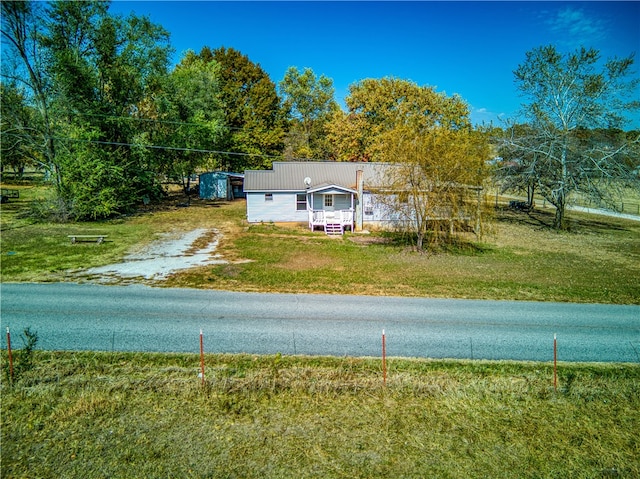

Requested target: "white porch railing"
[{"left": 309, "top": 209, "right": 354, "bottom": 232}]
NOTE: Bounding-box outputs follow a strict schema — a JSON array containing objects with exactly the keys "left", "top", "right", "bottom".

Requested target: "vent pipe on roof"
[{"left": 355, "top": 169, "right": 364, "bottom": 231}]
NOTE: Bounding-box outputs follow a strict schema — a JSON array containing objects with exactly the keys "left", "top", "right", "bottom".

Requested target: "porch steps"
[{"left": 324, "top": 222, "right": 344, "bottom": 235}]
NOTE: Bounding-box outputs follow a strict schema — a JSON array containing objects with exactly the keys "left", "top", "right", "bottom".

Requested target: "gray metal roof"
[{"left": 243, "top": 161, "right": 392, "bottom": 192}]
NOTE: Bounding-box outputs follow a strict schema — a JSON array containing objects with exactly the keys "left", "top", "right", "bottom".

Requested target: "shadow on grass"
[
  {"left": 496, "top": 206, "right": 635, "bottom": 234},
  {"left": 376, "top": 230, "right": 494, "bottom": 256}
]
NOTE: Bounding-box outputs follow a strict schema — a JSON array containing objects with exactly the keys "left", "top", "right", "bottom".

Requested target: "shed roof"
[
  {"left": 200, "top": 171, "right": 244, "bottom": 179},
  {"left": 243, "top": 161, "right": 392, "bottom": 192}
]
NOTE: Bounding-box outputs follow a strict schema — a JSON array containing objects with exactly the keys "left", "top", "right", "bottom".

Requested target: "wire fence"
[
  {"left": 3, "top": 324, "right": 639, "bottom": 365},
  {"left": 494, "top": 194, "right": 640, "bottom": 217}
]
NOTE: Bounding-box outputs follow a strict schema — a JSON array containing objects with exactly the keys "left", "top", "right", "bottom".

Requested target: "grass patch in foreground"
[{"left": 2, "top": 351, "right": 639, "bottom": 478}]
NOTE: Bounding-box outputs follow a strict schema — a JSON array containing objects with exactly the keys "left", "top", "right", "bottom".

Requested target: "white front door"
[{"left": 324, "top": 194, "right": 334, "bottom": 212}]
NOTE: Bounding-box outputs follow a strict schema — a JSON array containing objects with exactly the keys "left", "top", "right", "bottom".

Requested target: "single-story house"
[
  {"left": 199, "top": 172, "right": 245, "bottom": 200},
  {"left": 243, "top": 161, "right": 407, "bottom": 234},
  {"left": 244, "top": 161, "right": 484, "bottom": 236}
]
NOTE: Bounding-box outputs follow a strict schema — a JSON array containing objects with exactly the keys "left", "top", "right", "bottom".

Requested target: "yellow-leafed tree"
[{"left": 327, "top": 77, "right": 491, "bottom": 251}]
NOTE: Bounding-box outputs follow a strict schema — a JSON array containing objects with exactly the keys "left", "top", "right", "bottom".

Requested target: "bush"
[
  {"left": 26, "top": 196, "right": 77, "bottom": 223},
  {"left": 3, "top": 327, "right": 38, "bottom": 384}
]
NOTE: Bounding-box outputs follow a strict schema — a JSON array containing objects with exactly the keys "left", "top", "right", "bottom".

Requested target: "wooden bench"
[{"left": 68, "top": 235, "right": 108, "bottom": 244}]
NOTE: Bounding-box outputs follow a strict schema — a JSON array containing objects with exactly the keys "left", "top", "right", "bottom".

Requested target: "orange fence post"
[
  {"left": 382, "top": 329, "right": 387, "bottom": 387},
  {"left": 199, "top": 329, "right": 205, "bottom": 386},
  {"left": 6, "top": 327, "right": 14, "bottom": 383}
]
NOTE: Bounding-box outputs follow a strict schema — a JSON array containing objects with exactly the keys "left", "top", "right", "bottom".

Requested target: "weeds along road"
[{"left": 1, "top": 283, "right": 639, "bottom": 363}]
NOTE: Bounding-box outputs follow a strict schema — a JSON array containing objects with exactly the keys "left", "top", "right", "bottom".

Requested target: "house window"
[
  {"left": 265, "top": 193, "right": 273, "bottom": 202},
  {"left": 324, "top": 195, "right": 333, "bottom": 207},
  {"left": 296, "top": 194, "right": 307, "bottom": 211},
  {"left": 364, "top": 204, "right": 374, "bottom": 216}
]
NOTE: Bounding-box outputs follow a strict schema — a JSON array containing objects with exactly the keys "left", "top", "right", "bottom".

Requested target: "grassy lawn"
[
  {"left": 2, "top": 183, "right": 639, "bottom": 478},
  {"left": 2, "top": 180, "right": 640, "bottom": 303},
  {"left": 172, "top": 210, "right": 640, "bottom": 303},
  {"left": 2, "top": 351, "right": 639, "bottom": 479}
]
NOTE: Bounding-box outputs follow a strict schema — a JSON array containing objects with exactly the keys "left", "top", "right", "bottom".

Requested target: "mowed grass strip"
[{"left": 2, "top": 351, "right": 639, "bottom": 478}]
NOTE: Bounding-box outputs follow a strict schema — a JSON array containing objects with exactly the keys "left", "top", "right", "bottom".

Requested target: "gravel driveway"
[{"left": 82, "top": 228, "right": 226, "bottom": 282}]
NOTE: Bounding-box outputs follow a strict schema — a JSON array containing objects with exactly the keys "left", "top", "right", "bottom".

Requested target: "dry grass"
[
  {"left": 2, "top": 351, "right": 639, "bottom": 479},
  {"left": 2, "top": 180, "right": 639, "bottom": 303},
  {"left": 169, "top": 204, "right": 640, "bottom": 304}
]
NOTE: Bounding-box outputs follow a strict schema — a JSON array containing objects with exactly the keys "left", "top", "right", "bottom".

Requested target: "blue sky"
[{"left": 110, "top": 1, "right": 640, "bottom": 127}]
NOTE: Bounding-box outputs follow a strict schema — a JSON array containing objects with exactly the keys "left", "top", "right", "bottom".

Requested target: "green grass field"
[
  {"left": 2, "top": 351, "right": 639, "bottom": 479},
  {"left": 2, "top": 182, "right": 640, "bottom": 477},
  {"left": 4, "top": 180, "right": 638, "bottom": 303}
]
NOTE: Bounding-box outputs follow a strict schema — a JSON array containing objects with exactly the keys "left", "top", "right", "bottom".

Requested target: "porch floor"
[{"left": 309, "top": 209, "right": 354, "bottom": 236}]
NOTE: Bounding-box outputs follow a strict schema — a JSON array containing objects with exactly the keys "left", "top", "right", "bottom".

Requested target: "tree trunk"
[
  {"left": 554, "top": 143, "right": 569, "bottom": 229},
  {"left": 553, "top": 191, "right": 566, "bottom": 229},
  {"left": 554, "top": 205, "right": 565, "bottom": 229},
  {"left": 527, "top": 183, "right": 535, "bottom": 208},
  {"left": 416, "top": 232, "right": 424, "bottom": 251}
]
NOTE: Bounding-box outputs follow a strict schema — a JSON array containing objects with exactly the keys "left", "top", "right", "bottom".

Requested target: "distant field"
[
  {"left": 1, "top": 180, "right": 640, "bottom": 303},
  {"left": 492, "top": 184, "right": 640, "bottom": 215}
]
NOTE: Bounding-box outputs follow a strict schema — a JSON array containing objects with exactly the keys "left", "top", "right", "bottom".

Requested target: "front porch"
[
  {"left": 309, "top": 209, "right": 354, "bottom": 235},
  {"left": 305, "top": 185, "right": 357, "bottom": 236}
]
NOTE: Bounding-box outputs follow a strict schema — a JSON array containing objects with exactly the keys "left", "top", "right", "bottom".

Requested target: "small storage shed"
[{"left": 199, "top": 172, "right": 244, "bottom": 200}]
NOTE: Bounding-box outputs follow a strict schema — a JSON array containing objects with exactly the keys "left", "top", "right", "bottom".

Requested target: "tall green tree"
[
  {"left": 279, "top": 67, "right": 338, "bottom": 159},
  {"left": 1, "top": 0, "right": 56, "bottom": 180},
  {"left": 1, "top": 0, "right": 172, "bottom": 219},
  {"left": 212, "top": 46, "right": 284, "bottom": 171},
  {"left": 502, "top": 45, "right": 639, "bottom": 229},
  {"left": 0, "top": 83, "right": 40, "bottom": 175},
  {"left": 173, "top": 47, "right": 285, "bottom": 172},
  {"left": 152, "top": 52, "right": 226, "bottom": 195},
  {"left": 47, "top": 1, "right": 172, "bottom": 218}
]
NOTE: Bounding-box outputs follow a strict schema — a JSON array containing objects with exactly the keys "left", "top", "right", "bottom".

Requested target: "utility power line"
[
  {"left": 69, "top": 111, "right": 274, "bottom": 132},
  {"left": 52, "top": 136, "right": 284, "bottom": 158}
]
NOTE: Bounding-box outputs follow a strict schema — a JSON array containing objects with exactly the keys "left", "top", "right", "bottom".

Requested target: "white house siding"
[
  {"left": 246, "top": 192, "right": 308, "bottom": 223},
  {"left": 247, "top": 190, "right": 403, "bottom": 228},
  {"left": 362, "top": 192, "right": 408, "bottom": 229},
  {"left": 310, "top": 193, "right": 351, "bottom": 211}
]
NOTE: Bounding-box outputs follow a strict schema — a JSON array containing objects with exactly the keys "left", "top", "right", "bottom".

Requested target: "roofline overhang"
[
  {"left": 306, "top": 184, "right": 357, "bottom": 194},
  {"left": 244, "top": 189, "right": 309, "bottom": 193},
  {"left": 245, "top": 185, "right": 358, "bottom": 194}
]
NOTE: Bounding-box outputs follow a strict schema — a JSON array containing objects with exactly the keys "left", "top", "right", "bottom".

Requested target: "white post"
[{"left": 355, "top": 170, "right": 364, "bottom": 231}]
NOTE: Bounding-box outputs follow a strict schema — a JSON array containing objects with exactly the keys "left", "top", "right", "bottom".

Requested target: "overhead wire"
[
  {"left": 52, "top": 136, "right": 284, "bottom": 158},
  {"left": 68, "top": 111, "right": 278, "bottom": 133}
]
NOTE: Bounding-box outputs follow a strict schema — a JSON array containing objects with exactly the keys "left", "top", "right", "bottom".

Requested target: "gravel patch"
[{"left": 83, "top": 228, "right": 226, "bottom": 281}]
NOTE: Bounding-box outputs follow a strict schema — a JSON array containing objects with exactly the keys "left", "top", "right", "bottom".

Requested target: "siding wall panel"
[{"left": 247, "top": 192, "right": 308, "bottom": 223}]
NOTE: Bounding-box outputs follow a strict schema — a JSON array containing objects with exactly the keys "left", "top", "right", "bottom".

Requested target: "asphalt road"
[{"left": 1, "top": 283, "right": 639, "bottom": 363}]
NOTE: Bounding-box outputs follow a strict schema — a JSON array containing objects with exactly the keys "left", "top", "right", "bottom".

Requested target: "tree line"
[{"left": 2, "top": 1, "right": 638, "bottom": 233}]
